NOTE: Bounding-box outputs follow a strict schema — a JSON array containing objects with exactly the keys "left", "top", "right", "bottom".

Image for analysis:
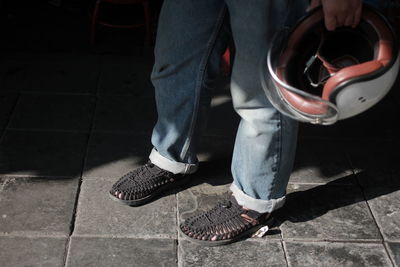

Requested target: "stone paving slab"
[
  {"left": 93, "top": 95, "right": 156, "bottom": 134},
  {"left": 345, "top": 140, "right": 400, "bottom": 188},
  {"left": 178, "top": 240, "right": 286, "bottom": 267},
  {"left": 83, "top": 132, "right": 152, "bottom": 179},
  {"left": 177, "top": 183, "right": 231, "bottom": 223},
  {"left": 197, "top": 135, "right": 235, "bottom": 164},
  {"left": 0, "top": 54, "right": 101, "bottom": 94},
  {"left": 365, "top": 187, "right": 400, "bottom": 241},
  {"left": 188, "top": 159, "right": 233, "bottom": 188},
  {"left": 31, "top": 25, "right": 88, "bottom": 53},
  {"left": 0, "top": 61, "right": 29, "bottom": 93},
  {"left": 284, "top": 241, "right": 392, "bottom": 267},
  {"left": 99, "top": 52, "right": 155, "bottom": 66},
  {"left": 290, "top": 139, "right": 355, "bottom": 185},
  {"left": 83, "top": 131, "right": 234, "bottom": 179},
  {"left": 0, "top": 53, "right": 96, "bottom": 65},
  {"left": 66, "top": 237, "right": 177, "bottom": 267},
  {"left": 0, "top": 130, "right": 88, "bottom": 178},
  {"left": 297, "top": 96, "right": 398, "bottom": 140},
  {"left": 73, "top": 178, "right": 177, "bottom": 238},
  {"left": 0, "top": 62, "right": 7, "bottom": 85},
  {"left": 0, "top": 236, "right": 67, "bottom": 267},
  {"left": 277, "top": 184, "right": 381, "bottom": 241},
  {"left": 8, "top": 94, "right": 96, "bottom": 132},
  {"left": 97, "top": 54, "right": 154, "bottom": 97},
  {"left": 0, "top": 177, "right": 78, "bottom": 236},
  {"left": 0, "top": 93, "right": 18, "bottom": 129},
  {"left": 298, "top": 113, "right": 398, "bottom": 141},
  {"left": 387, "top": 242, "right": 400, "bottom": 266},
  {"left": 2, "top": 4, "right": 90, "bottom": 53}
]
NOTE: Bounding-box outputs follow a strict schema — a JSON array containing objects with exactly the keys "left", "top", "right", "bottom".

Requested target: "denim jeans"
[{"left": 149, "top": 0, "right": 308, "bottom": 213}]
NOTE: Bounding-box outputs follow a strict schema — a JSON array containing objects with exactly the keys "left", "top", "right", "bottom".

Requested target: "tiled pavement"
[{"left": 1, "top": 4, "right": 400, "bottom": 267}]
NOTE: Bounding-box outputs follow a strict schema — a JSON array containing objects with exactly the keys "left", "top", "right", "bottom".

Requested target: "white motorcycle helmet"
[{"left": 262, "top": 5, "right": 399, "bottom": 125}]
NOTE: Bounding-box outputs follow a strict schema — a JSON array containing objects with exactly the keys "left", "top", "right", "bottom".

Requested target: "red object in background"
[
  {"left": 90, "top": 0, "right": 152, "bottom": 45},
  {"left": 221, "top": 48, "right": 231, "bottom": 76},
  {"left": 221, "top": 46, "right": 235, "bottom": 76}
]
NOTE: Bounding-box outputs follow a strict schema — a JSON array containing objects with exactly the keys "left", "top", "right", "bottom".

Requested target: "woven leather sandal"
[
  {"left": 110, "top": 161, "right": 187, "bottom": 206},
  {"left": 179, "top": 195, "right": 272, "bottom": 246}
]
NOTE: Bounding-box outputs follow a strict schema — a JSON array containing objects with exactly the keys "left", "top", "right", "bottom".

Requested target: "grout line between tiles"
[
  {"left": 0, "top": 93, "right": 21, "bottom": 144},
  {"left": 281, "top": 238, "right": 384, "bottom": 244},
  {"left": 5, "top": 127, "right": 91, "bottom": 133},
  {"left": 345, "top": 150, "right": 397, "bottom": 267},
  {"left": 281, "top": 240, "right": 291, "bottom": 267},
  {"left": 62, "top": 65, "right": 102, "bottom": 267},
  {"left": 67, "top": 233, "right": 176, "bottom": 239},
  {"left": 383, "top": 242, "right": 397, "bottom": 267},
  {"left": 176, "top": 192, "right": 183, "bottom": 267}
]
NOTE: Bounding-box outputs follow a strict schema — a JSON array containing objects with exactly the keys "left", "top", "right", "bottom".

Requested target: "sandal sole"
[
  {"left": 179, "top": 216, "right": 275, "bottom": 247},
  {"left": 109, "top": 176, "right": 189, "bottom": 207}
]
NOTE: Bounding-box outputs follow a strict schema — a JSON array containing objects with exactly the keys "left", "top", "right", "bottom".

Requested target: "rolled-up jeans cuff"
[
  {"left": 230, "top": 183, "right": 286, "bottom": 213},
  {"left": 149, "top": 148, "right": 198, "bottom": 174}
]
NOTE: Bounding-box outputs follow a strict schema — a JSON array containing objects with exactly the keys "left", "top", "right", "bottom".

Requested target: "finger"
[
  {"left": 335, "top": 10, "right": 348, "bottom": 28},
  {"left": 308, "top": 0, "right": 321, "bottom": 11},
  {"left": 352, "top": 4, "right": 362, "bottom": 28},
  {"left": 324, "top": 14, "right": 337, "bottom": 31},
  {"left": 344, "top": 14, "right": 354, "bottom": 27}
]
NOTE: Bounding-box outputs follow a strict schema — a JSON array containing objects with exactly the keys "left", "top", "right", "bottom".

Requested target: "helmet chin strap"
[
  {"left": 304, "top": 53, "right": 360, "bottom": 88},
  {"left": 304, "top": 54, "right": 333, "bottom": 88}
]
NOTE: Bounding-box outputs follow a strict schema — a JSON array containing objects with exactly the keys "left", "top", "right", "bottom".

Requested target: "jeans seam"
[
  {"left": 180, "top": 6, "right": 228, "bottom": 160},
  {"left": 263, "top": 0, "right": 291, "bottom": 199},
  {"left": 269, "top": 112, "right": 283, "bottom": 198}
]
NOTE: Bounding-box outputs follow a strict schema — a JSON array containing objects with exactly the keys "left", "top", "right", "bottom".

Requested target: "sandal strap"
[
  {"left": 181, "top": 195, "right": 269, "bottom": 241},
  {"left": 111, "top": 161, "right": 180, "bottom": 199}
]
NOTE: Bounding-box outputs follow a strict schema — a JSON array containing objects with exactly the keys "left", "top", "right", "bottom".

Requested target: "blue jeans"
[{"left": 149, "top": 0, "right": 308, "bottom": 213}]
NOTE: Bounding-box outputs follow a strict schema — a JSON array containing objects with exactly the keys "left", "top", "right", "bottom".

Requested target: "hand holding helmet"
[{"left": 309, "top": 0, "right": 362, "bottom": 30}]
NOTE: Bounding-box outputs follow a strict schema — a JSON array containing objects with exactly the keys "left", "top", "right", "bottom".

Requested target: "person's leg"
[
  {"left": 149, "top": 0, "right": 230, "bottom": 172},
  {"left": 228, "top": 0, "right": 308, "bottom": 213},
  {"left": 179, "top": 0, "right": 308, "bottom": 245},
  {"left": 110, "top": 0, "right": 231, "bottom": 205}
]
